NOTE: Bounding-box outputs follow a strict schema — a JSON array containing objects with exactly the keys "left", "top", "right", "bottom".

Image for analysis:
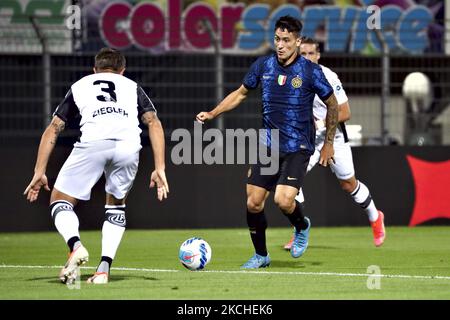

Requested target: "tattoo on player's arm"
[
  {"left": 324, "top": 94, "right": 339, "bottom": 145},
  {"left": 141, "top": 111, "right": 158, "bottom": 126},
  {"left": 51, "top": 120, "right": 65, "bottom": 135},
  {"left": 49, "top": 117, "right": 65, "bottom": 144}
]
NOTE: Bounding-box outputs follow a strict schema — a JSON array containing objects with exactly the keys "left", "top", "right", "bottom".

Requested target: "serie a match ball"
[{"left": 179, "top": 237, "right": 212, "bottom": 271}]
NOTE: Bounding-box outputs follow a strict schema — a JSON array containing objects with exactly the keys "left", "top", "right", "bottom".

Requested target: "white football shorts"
[
  {"left": 308, "top": 127, "right": 355, "bottom": 180},
  {"left": 54, "top": 140, "right": 141, "bottom": 200}
]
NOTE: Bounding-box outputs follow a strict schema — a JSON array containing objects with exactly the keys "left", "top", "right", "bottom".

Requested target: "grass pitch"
[{"left": 1, "top": 226, "right": 450, "bottom": 300}]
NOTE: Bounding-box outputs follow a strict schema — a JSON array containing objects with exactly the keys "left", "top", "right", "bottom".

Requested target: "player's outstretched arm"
[
  {"left": 24, "top": 116, "right": 66, "bottom": 202},
  {"left": 319, "top": 93, "right": 339, "bottom": 167},
  {"left": 142, "top": 111, "right": 169, "bottom": 201},
  {"left": 196, "top": 85, "right": 248, "bottom": 123}
]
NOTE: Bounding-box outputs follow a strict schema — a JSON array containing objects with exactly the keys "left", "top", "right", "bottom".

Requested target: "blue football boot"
[
  {"left": 241, "top": 253, "right": 271, "bottom": 269},
  {"left": 290, "top": 217, "right": 311, "bottom": 258}
]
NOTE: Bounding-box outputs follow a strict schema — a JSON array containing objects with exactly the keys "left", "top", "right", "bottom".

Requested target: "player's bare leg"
[
  {"left": 340, "top": 176, "right": 385, "bottom": 247},
  {"left": 275, "top": 185, "right": 311, "bottom": 258},
  {"left": 88, "top": 193, "right": 127, "bottom": 284},
  {"left": 241, "top": 185, "right": 271, "bottom": 269},
  {"left": 50, "top": 188, "right": 89, "bottom": 284},
  {"left": 274, "top": 185, "right": 299, "bottom": 214}
]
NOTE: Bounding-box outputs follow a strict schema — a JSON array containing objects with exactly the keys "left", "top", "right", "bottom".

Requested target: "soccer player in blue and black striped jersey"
[{"left": 196, "top": 16, "right": 339, "bottom": 268}]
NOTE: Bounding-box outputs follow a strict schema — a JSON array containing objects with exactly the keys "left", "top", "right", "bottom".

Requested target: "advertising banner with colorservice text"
[
  {"left": 0, "top": 0, "right": 445, "bottom": 55},
  {"left": 81, "top": 0, "right": 444, "bottom": 55}
]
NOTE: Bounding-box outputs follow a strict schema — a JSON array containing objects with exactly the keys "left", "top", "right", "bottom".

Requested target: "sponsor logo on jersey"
[
  {"left": 92, "top": 107, "right": 129, "bottom": 118},
  {"left": 291, "top": 76, "right": 302, "bottom": 88},
  {"left": 277, "top": 75, "right": 287, "bottom": 86}
]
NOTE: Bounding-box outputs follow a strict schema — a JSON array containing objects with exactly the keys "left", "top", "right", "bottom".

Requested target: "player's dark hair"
[
  {"left": 94, "top": 47, "right": 126, "bottom": 72},
  {"left": 274, "top": 15, "right": 303, "bottom": 36},
  {"left": 301, "top": 37, "right": 320, "bottom": 52}
]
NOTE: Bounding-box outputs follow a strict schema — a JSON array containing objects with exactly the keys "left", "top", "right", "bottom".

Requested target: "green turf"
[{"left": 1, "top": 226, "right": 450, "bottom": 299}]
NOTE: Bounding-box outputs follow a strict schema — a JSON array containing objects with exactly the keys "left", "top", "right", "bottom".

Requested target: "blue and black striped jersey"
[{"left": 243, "top": 53, "right": 333, "bottom": 154}]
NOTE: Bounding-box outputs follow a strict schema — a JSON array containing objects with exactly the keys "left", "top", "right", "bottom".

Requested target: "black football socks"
[
  {"left": 283, "top": 200, "right": 308, "bottom": 231},
  {"left": 246, "top": 210, "right": 268, "bottom": 256}
]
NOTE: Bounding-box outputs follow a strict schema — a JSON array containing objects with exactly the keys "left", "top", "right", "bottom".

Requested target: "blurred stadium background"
[{"left": 0, "top": 0, "right": 449, "bottom": 231}]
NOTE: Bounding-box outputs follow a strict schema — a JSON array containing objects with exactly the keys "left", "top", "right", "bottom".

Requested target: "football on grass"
[{"left": 179, "top": 237, "right": 212, "bottom": 271}]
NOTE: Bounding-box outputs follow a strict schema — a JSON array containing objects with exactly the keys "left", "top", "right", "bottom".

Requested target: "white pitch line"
[{"left": 1, "top": 264, "right": 450, "bottom": 281}]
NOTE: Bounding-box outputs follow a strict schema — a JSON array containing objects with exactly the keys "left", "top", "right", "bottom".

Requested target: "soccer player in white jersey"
[
  {"left": 284, "top": 37, "right": 385, "bottom": 249},
  {"left": 24, "top": 48, "right": 169, "bottom": 284}
]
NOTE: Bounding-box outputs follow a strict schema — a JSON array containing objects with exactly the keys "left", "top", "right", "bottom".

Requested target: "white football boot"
[
  {"left": 59, "top": 245, "right": 89, "bottom": 284},
  {"left": 87, "top": 272, "right": 109, "bottom": 284}
]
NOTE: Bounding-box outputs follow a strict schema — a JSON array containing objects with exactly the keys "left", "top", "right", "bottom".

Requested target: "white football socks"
[
  {"left": 51, "top": 201, "right": 80, "bottom": 243},
  {"left": 102, "top": 205, "right": 126, "bottom": 259},
  {"left": 350, "top": 181, "right": 379, "bottom": 222}
]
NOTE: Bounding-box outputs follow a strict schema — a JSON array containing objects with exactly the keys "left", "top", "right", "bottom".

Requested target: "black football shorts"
[{"left": 247, "top": 150, "right": 310, "bottom": 191}]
